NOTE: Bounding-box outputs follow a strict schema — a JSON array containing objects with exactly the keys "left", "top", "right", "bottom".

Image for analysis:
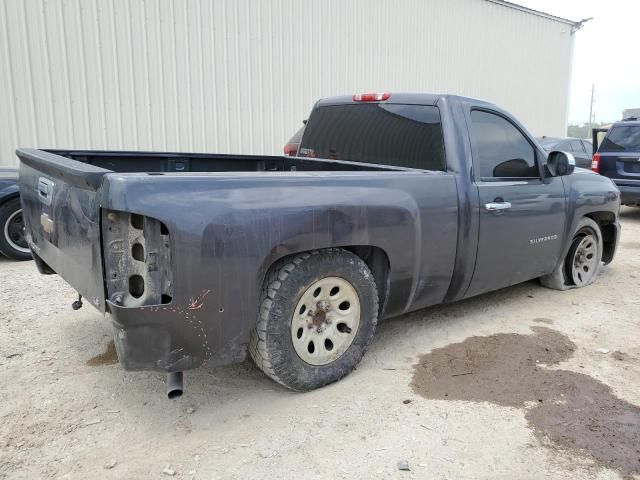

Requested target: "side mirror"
[{"left": 546, "top": 151, "right": 575, "bottom": 177}]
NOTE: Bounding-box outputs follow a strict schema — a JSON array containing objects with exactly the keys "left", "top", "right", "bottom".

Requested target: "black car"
[
  {"left": 0, "top": 168, "right": 30, "bottom": 260},
  {"left": 593, "top": 120, "right": 640, "bottom": 206},
  {"left": 537, "top": 137, "right": 593, "bottom": 169}
]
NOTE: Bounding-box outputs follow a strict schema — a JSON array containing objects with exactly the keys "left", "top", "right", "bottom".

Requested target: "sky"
[{"left": 516, "top": 0, "right": 640, "bottom": 125}]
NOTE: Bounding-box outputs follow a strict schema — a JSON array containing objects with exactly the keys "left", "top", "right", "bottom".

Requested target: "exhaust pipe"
[{"left": 167, "top": 371, "right": 183, "bottom": 399}]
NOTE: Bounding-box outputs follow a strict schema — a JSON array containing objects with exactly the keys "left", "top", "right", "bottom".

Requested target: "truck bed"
[
  {"left": 16, "top": 147, "right": 442, "bottom": 314},
  {"left": 44, "top": 149, "right": 402, "bottom": 174},
  {"left": 17, "top": 146, "right": 457, "bottom": 370},
  {"left": 17, "top": 148, "right": 406, "bottom": 193}
]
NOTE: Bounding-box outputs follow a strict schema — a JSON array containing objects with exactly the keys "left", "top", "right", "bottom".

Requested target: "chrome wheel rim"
[
  {"left": 4, "top": 208, "right": 29, "bottom": 253},
  {"left": 571, "top": 234, "right": 598, "bottom": 287},
  {"left": 291, "top": 276, "right": 360, "bottom": 366}
]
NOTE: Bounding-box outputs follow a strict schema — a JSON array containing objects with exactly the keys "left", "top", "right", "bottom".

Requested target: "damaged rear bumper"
[
  {"left": 109, "top": 302, "right": 199, "bottom": 372},
  {"left": 107, "top": 290, "right": 247, "bottom": 372},
  {"left": 102, "top": 209, "right": 231, "bottom": 372}
]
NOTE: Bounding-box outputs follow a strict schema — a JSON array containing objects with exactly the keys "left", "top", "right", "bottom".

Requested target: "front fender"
[{"left": 559, "top": 171, "right": 620, "bottom": 267}]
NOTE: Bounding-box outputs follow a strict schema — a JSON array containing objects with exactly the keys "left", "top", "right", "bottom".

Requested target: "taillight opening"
[
  {"left": 353, "top": 92, "right": 391, "bottom": 102},
  {"left": 591, "top": 152, "right": 601, "bottom": 173},
  {"left": 102, "top": 210, "right": 173, "bottom": 308}
]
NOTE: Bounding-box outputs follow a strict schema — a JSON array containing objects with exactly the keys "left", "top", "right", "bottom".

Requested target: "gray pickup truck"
[{"left": 17, "top": 93, "right": 621, "bottom": 393}]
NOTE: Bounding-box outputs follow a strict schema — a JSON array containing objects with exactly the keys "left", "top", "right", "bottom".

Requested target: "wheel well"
[
  {"left": 584, "top": 212, "right": 617, "bottom": 264},
  {"left": 342, "top": 246, "right": 390, "bottom": 317},
  {"left": 263, "top": 246, "right": 391, "bottom": 318}
]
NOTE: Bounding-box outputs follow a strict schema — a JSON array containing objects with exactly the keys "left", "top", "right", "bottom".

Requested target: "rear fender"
[{"left": 99, "top": 172, "right": 457, "bottom": 369}]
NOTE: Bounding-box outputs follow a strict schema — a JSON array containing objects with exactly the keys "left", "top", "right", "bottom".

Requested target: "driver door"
[{"left": 465, "top": 109, "right": 566, "bottom": 298}]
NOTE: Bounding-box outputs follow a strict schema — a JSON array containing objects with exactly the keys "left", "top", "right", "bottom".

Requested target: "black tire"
[
  {"left": 539, "top": 217, "right": 602, "bottom": 290},
  {"left": 249, "top": 248, "right": 379, "bottom": 391},
  {"left": 0, "top": 197, "right": 32, "bottom": 261}
]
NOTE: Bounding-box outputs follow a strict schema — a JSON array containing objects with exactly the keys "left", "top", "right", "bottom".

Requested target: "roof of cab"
[{"left": 315, "top": 93, "right": 496, "bottom": 108}]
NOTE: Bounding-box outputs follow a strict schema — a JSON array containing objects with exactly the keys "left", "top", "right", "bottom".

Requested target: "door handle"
[{"left": 484, "top": 201, "right": 512, "bottom": 212}]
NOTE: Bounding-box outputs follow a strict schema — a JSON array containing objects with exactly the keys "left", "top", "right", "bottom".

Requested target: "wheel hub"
[
  {"left": 308, "top": 300, "right": 332, "bottom": 331},
  {"left": 291, "top": 277, "right": 361, "bottom": 366},
  {"left": 570, "top": 234, "right": 598, "bottom": 287}
]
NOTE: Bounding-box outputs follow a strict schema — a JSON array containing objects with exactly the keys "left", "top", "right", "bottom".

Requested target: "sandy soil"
[{"left": 1, "top": 207, "right": 639, "bottom": 480}]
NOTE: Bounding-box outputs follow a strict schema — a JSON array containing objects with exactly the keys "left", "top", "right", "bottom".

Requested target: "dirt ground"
[{"left": 1, "top": 207, "right": 639, "bottom": 480}]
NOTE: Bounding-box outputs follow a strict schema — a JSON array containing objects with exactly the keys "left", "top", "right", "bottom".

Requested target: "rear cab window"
[
  {"left": 298, "top": 103, "right": 446, "bottom": 171},
  {"left": 600, "top": 125, "right": 640, "bottom": 153}
]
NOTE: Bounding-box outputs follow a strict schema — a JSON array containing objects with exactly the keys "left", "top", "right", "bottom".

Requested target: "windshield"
[
  {"left": 600, "top": 125, "right": 640, "bottom": 152},
  {"left": 299, "top": 103, "right": 446, "bottom": 171}
]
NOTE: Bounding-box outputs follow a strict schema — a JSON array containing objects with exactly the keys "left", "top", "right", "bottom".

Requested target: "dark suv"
[{"left": 593, "top": 120, "right": 640, "bottom": 206}]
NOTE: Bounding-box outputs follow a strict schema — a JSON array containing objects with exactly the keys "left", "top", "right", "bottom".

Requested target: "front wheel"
[
  {"left": 249, "top": 248, "right": 379, "bottom": 391},
  {"left": 539, "top": 217, "right": 603, "bottom": 290},
  {"left": 0, "top": 198, "right": 32, "bottom": 261}
]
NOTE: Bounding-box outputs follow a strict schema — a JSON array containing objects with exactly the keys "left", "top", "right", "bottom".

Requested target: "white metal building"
[{"left": 0, "top": 0, "right": 578, "bottom": 168}]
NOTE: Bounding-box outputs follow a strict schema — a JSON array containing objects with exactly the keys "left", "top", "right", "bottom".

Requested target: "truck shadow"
[
  {"left": 71, "top": 265, "right": 637, "bottom": 479},
  {"left": 74, "top": 224, "right": 637, "bottom": 476},
  {"left": 79, "top": 277, "right": 594, "bottom": 395},
  {"left": 163, "top": 280, "right": 554, "bottom": 400}
]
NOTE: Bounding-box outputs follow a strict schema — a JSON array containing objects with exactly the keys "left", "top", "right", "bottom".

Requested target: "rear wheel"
[
  {"left": 539, "top": 218, "right": 602, "bottom": 290},
  {"left": 0, "top": 198, "right": 32, "bottom": 261},
  {"left": 249, "top": 248, "right": 379, "bottom": 391}
]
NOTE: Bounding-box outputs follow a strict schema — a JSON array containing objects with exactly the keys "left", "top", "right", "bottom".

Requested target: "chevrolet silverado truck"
[{"left": 17, "top": 93, "right": 621, "bottom": 394}]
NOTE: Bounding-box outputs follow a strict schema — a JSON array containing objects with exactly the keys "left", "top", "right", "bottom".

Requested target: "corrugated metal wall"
[{"left": 0, "top": 0, "right": 574, "bottom": 167}]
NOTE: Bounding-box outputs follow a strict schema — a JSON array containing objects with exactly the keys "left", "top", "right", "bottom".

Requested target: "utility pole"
[{"left": 587, "top": 84, "right": 595, "bottom": 137}]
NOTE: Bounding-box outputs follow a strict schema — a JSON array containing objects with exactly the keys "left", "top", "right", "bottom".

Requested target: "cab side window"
[{"left": 471, "top": 110, "right": 538, "bottom": 179}]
